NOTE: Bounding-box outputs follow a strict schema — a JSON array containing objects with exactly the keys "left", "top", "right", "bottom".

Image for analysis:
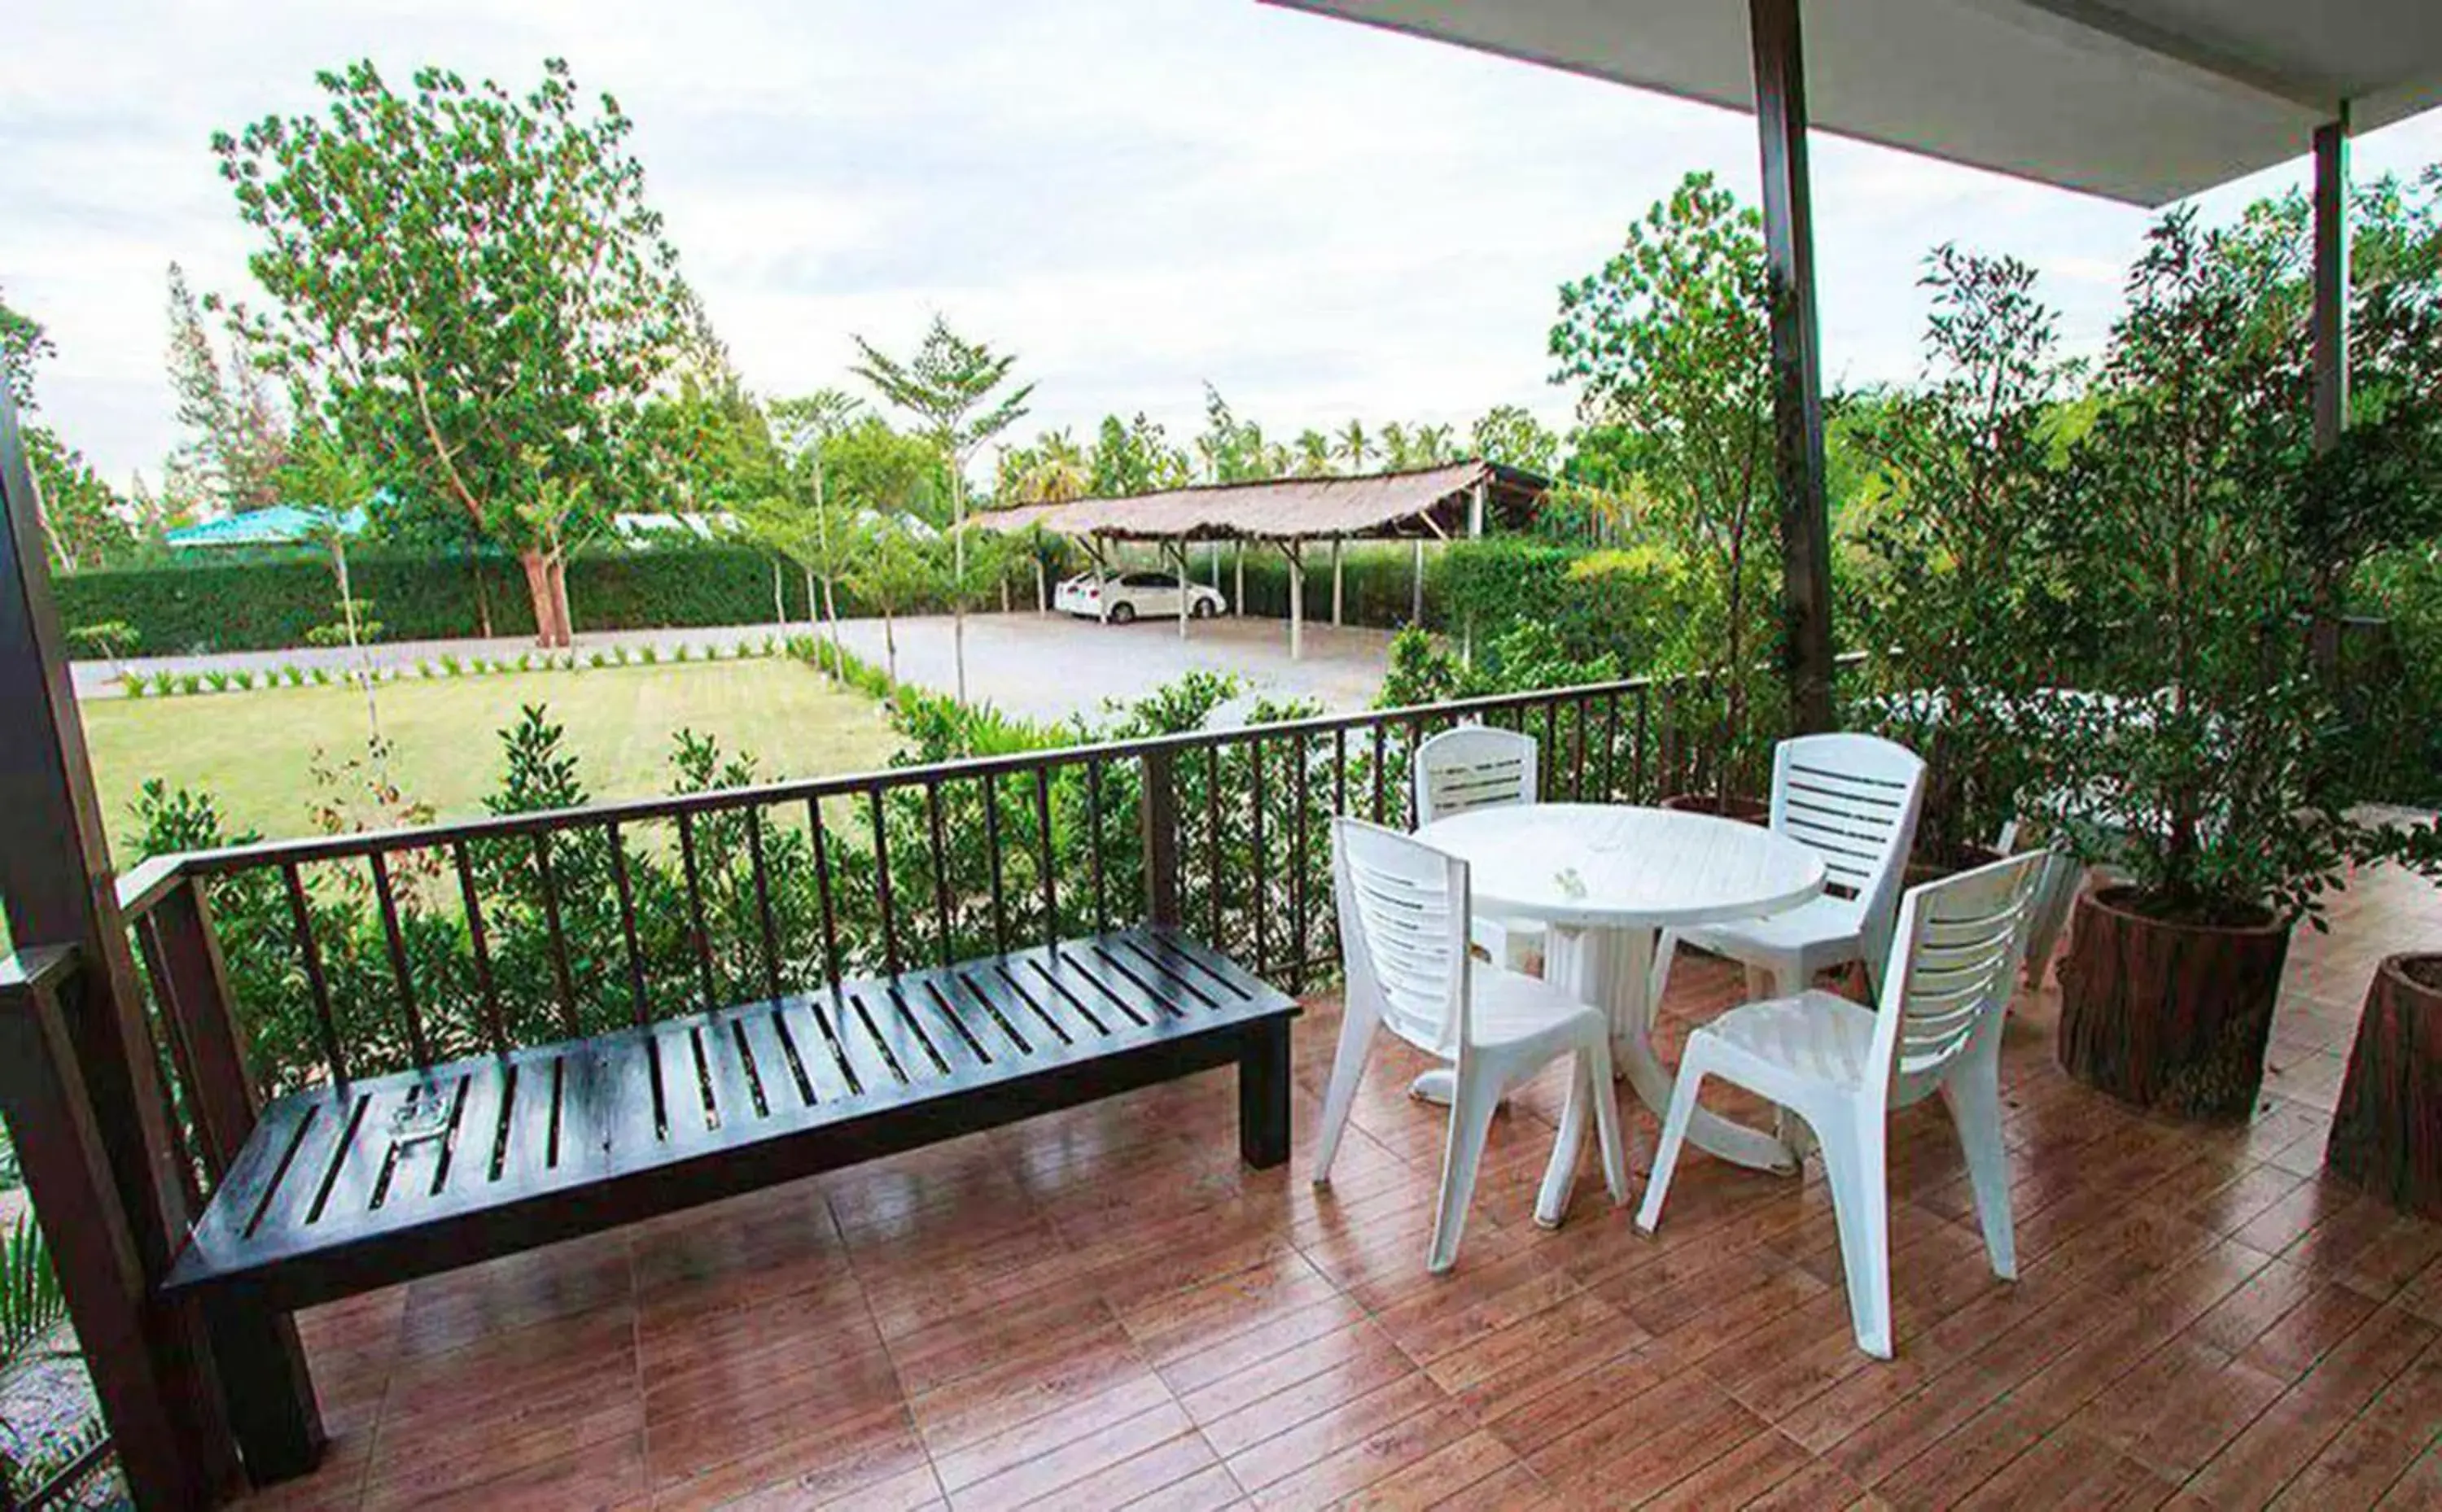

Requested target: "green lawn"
[{"left": 83, "top": 659, "right": 902, "bottom": 846}]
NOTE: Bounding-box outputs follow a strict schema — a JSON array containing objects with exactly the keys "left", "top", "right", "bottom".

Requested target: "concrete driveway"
[
  {"left": 73, "top": 610, "right": 1395, "bottom": 724},
  {"left": 825, "top": 612, "right": 1393, "bottom": 723}
]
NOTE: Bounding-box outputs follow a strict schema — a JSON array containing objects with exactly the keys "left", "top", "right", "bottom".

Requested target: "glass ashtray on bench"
[{"left": 388, "top": 1089, "right": 454, "bottom": 1146}]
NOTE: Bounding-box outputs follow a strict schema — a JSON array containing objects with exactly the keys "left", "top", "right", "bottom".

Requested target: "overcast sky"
[{"left": 7, "top": 0, "right": 2440, "bottom": 492}]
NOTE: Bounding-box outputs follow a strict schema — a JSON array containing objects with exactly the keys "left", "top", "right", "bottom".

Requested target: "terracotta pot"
[
  {"left": 1905, "top": 843, "right": 2007, "bottom": 892},
  {"left": 2055, "top": 885, "right": 2291, "bottom": 1120},
  {"left": 1658, "top": 792, "right": 1769, "bottom": 826},
  {"left": 2326, "top": 955, "right": 2442, "bottom": 1217}
]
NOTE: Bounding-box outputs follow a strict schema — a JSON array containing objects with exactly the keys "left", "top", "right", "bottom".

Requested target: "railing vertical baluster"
[
  {"left": 1406, "top": 717, "right": 1424, "bottom": 828},
  {"left": 982, "top": 771, "right": 1009, "bottom": 954},
  {"left": 133, "top": 912, "right": 213, "bottom": 1195},
  {"left": 1290, "top": 732, "right": 1309, "bottom": 994},
  {"left": 1205, "top": 745, "right": 1223, "bottom": 946},
  {"left": 1572, "top": 694, "right": 1591, "bottom": 799},
  {"left": 1370, "top": 723, "right": 1387, "bottom": 822},
  {"left": 677, "top": 811, "right": 719, "bottom": 1012},
  {"left": 1543, "top": 698, "right": 1560, "bottom": 793},
  {"left": 607, "top": 821, "right": 650, "bottom": 1027},
  {"left": 452, "top": 842, "right": 507, "bottom": 1054},
  {"left": 532, "top": 832, "right": 580, "bottom": 1038},
  {"left": 1034, "top": 767, "right": 1057, "bottom": 946},
  {"left": 1604, "top": 691, "right": 1622, "bottom": 802},
  {"left": 869, "top": 787, "right": 901, "bottom": 979},
  {"left": 1333, "top": 728, "right": 1349, "bottom": 816},
  {"left": 1087, "top": 758, "right": 1110, "bottom": 934},
  {"left": 1636, "top": 685, "right": 1652, "bottom": 801},
  {"left": 282, "top": 862, "right": 347, "bottom": 1087},
  {"left": 142, "top": 877, "right": 264, "bottom": 1182},
  {"left": 806, "top": 798, "right": 844, "bottom": 986},
  {"left": 1139, "top": 748, "right": 1179, "bottom": 931},
  {"left": 746, "top": 807, "right": 784, "bottom": 999},
  {"left": 924, "top": 782, "right": 954, "bottom": 968},
  {"left": 369, "top": 851, "right": 428, "bottom": 1069},
  {"left": 1249, "top": 738, "right": 1267, "bottom": 976}
]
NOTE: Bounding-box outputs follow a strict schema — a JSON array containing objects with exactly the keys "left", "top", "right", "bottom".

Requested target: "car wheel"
[
  {"left": 1108, "top": 602, "right": 1136, "bottom": 625},
  {"left": 1192, "top": 597, "right": 1218, "bottom": 619}
]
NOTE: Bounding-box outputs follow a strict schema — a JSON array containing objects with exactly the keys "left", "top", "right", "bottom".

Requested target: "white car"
[{"left": 1056, "top": 571, "right": 1227, "bottom": 624}]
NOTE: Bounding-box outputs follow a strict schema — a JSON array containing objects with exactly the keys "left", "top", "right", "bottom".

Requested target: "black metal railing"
[{"left": 109, "top": 669, "right": 1777, "bottom": 1212}]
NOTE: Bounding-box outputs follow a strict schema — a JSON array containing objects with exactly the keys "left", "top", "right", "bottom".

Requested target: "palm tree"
[
  {"left": 1334, "top": 418, "right": 1371, "bottom": 475},
  {"left": 1293, "top": 429, "right": 1335, "bottom": 477}
]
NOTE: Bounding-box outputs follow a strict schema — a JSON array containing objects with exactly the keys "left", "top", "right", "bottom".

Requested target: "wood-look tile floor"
[{"left": 238, "top": 861, "right": 2442, "bottom": 1510}]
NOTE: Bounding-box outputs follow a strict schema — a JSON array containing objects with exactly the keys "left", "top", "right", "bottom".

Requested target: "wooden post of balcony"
[
  {"left": 138, "top": 874, "right": 263, "bottom": 1179},
  {"left": 0, "top": 390, "right": 250, "bottom": 1501},
  {"left": 1748, "top": 0, "right": 1837, "bottom": 735}
]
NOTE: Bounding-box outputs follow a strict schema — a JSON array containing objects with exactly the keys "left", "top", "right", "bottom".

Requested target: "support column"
[
  {"left": 1233, "top": 541, "right": 1245, "bottom": 616},
  {"left": 1411, "top": 540, "right": 1425, "bottom": 625},
  {"left": 1286, "top": 542, "right": 1305, "bottom": 661},
  {"left": 0, "top": 391, "right": 246, "bottom": 1499},
  {"left": 1173, "top": 542, "right": 1189, "bottom": 640},
  {"left": 2313, "top": 111, "right": 2350, "bottom": 453},
  {"left": 1330, "top": 539, "right": 1346, "bottom": 627},
  {"left": 1749, "top": 0, "right": 1836, "bottom": 735}
]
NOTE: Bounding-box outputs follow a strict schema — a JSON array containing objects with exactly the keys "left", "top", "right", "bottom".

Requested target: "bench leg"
[
  {"left": 1239, "top": 1019, "right": 1291, "bottom": 1169},
  {"left": 204, "top": 1292, "right": 325, "bottom": 1486}
]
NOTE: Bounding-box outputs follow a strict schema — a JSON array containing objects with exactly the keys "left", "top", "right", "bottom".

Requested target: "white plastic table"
[{"left": 1416, "top": 803, "right": 1827, "bottom": 1174}]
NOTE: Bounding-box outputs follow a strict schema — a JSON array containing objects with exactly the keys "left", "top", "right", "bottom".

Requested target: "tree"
[
  {"left": 165, "top": 262, "right": 287, "bottom": 514},
  {"left": 1090, "top": 413, "right": 1189, "bottom": 497},
  {"left": 843, "top": 517, "right": 939, "bottom": 688},
  {"left": 1, "top": 285, "right": 133, "bottom": 571},
  {"left": 1333, "top": 418, "right": 1372, "bottom": 475},
  {"left": 215, "top": 58, "right": 693, "bottom": 647},
  {"left": 1193, "top": 387, "right": 1285, "bottom": 483},
  {"left": 747, "top": 387, "right": 864, "bottom": 676},
  {"left": 852, "top": 316, "right": 1032, "bottom": 700},
  {"left": 1470, "top": 404, "right": 1560, "bottom": 476},
  {"left": 1551, "top": 171, "right": 1778, "bottom": 796},
  {"left": 1292, "top": 428, "right": 1336, "bottom": 477}
]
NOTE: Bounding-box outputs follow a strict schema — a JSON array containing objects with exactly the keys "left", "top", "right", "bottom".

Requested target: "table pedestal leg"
[{"left": 1546, "top": 924, "right": 1797, "bottom": 1176}]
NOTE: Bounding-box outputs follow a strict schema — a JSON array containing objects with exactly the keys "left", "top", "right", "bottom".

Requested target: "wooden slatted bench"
[{"left": 163, "top": 928, "right": 1297, "bottom": 1482}]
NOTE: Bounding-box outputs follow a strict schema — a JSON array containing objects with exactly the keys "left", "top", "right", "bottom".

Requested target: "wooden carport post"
[
  {"left": 1284, "top": 540, "right": 1306, "bottom": 661},
  {"left": 1749, "top": 0, "right": 1838, "bottom": 735},
  {"left": 1330, "top": 538, "right": 1346, "bottom": 627},
  {"left": 0, "top": 390, "right": 252, "bottom": 1503},
  {"left": 1172, "top": 540, "right": 1191, "bottom": 640}
]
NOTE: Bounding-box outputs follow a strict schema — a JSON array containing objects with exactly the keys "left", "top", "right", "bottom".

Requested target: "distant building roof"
[
  {"left": 971, "top": 460, "right": 1546, "bottom": 544},
  {"left": 164, "top": 505, "right": 367, "bottom": 549}
]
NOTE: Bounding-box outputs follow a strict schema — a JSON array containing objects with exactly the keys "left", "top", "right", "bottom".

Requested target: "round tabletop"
[{"left": 1416, "top": 803, "right": 1827, "bottom": 929}]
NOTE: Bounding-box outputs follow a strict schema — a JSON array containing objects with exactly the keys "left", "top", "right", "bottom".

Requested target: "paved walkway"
[{"left": 72, "top": 612, "right": 1394, "bottom": 723}]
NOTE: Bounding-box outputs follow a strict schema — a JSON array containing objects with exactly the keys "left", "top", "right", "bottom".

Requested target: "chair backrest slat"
[
  {"left": 1770, "top": 734, "right": 1928, "bottom": 969},
  {"left": 1333, "top": 818, "right": 1468, "bottom": 1054},
  {"left": 1413, "top": 726, "right": 1537, "bottom": 828},
  {"left": 1871, "top": 852, "right": 2044, "bottom": 1090}
]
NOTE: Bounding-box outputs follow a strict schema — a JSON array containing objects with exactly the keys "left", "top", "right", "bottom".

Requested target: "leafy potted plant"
[
  {"left": 2037, "top": 211, "right": 2401, "bottom": 1119},
  {"left": 2325, "top": 824, "right": 2442, "bottom": 1213},
  {"left": 1849, "top": 244, "right": 2068, "bottom": 876}
]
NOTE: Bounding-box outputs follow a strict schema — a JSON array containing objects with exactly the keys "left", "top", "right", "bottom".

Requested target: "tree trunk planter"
[
  {"left": 2056, "top": 885, "right": 2291, "bottom": 1120},
  {"left": 1660, "top": 793, "right": 1768, "bottom": 825},
  {"left": 2326, "top": 955, "right": 2442, "bottom": 1217}
]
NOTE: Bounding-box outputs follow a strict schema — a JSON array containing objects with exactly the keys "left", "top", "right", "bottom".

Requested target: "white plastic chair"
[
  {"left": 1411, "top": 725, "right": 1543, "bottom": 975},
  {"left": 1314, "top": 818, "right": 1629, "bottom": 1273},
  {"left": 1635, "top": 852, "right": 2044, "bottom": 1357},
  {"left": 1656, "top": 732, "right": 1929, "bottom": 1006}
]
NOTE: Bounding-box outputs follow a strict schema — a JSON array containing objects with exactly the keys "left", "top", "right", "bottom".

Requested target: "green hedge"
[{"left": 56, "top": 546, "right": 914, "bottom": 655}]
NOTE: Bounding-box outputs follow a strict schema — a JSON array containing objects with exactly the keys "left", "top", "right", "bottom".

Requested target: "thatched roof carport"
[{"left": 974, "top": 459, "right": 1550, "bottom": 656}]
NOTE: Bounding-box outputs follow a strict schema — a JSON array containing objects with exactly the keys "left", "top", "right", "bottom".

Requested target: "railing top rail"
[{"left": 125, "top": 673, "right": 1680, "bottom": 889}]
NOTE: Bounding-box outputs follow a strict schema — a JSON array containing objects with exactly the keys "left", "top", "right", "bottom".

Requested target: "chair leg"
[
  {"left": 1743, "top": 963, "right": 1770, "bottom": 1001},
  {"left": 1312, "top": 994, "right": 1380, "bottom": 1186},
  {"left": 1427, "top": 1069, "right": 1504, "bottom": 1274},
  {"left": 1634, "top": 1047, "right": 1709, "bottom": 1234},
  {"left": 1816, "top": 1108, "right": 1894, "bottom": 1358},
  {"left": 1941, "top": 1062, "right": 2018, "bottom": 1280},
  {"left": 1534, "top": 1055, "right": 1593, "bottom": 1229}
]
